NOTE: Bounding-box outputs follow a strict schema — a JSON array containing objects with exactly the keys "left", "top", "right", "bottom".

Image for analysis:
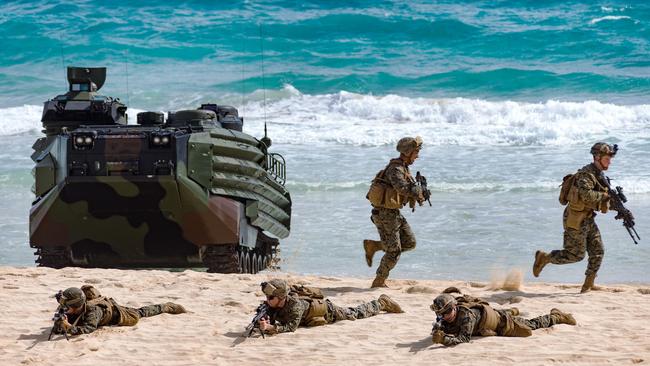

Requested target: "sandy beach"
[{"left": 1, "top": 266, "right": 649, "bottom": 365}]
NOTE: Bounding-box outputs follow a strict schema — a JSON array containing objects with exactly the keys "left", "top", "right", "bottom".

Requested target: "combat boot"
[
  {"left": 550, "top": 308, "right": 576, "bottom": 325},
  {"left": 371, "top": 276, "right": 388, "bottom": 288},
  {"left": 162, "top": 302, "right": 187, "bottom": 314},
  {"left": 580, "top": 273, "right": 596, "bottom": 293},
  {"left": 363, "top": 240, "right": 382, "bottom": 267},
  {"left": 532, "top": 250, "right": 551, "bottom": 277},
  {"left": 378, "top": 294, "right": 404, "bottom": 313}
]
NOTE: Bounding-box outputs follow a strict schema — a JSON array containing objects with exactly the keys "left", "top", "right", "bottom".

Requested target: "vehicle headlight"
[
  {"left": 150, "top": 132, "right": 172, "bottom": 148},
  {"left": 72, "top": 133, "right": 96, "bottom": 150}
]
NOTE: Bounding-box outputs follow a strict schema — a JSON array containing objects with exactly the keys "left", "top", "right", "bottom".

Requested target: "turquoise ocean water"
[{"left": 1, "top": 1, "right": 649, "bottom": 283}]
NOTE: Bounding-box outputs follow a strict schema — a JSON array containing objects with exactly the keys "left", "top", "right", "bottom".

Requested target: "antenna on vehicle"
[
  {"left": 259, "top": 23, "right": 271, "bottom": 148},
  {"left": 241, "top": 24, "right": 246, "bottom": 116},
  {"left": 58, "top": 34, "right": 66, "bottom": 89},
  {"left": 124, "top": 49, "right": 130, "bottom": 107}
]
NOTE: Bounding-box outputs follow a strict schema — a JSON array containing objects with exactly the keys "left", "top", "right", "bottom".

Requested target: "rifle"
[
  {"left": 48, "top": 305, "right": 70, "bottom": 341},
  {"left": 599, "top": 172, "right": 641, "bottom": 245},
  {"left": 244, "top": 303, "right": 270, "bottom": 338},
  {"left": 411, "top": 171, "right": 432, "bottom": 212},
  {"left": 431, "top": 315, "right": 443, "bottom": 334}
]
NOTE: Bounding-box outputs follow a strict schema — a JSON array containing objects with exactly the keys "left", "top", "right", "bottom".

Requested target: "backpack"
[
  {"left": 81, "top": 285, "right": 102, "bottom": 301},
  {"left": 558, "top": 174, "right": 576, "bottom": 206},
  {"left": 289, "top": 284, "right": 324, "bottom": 299}
]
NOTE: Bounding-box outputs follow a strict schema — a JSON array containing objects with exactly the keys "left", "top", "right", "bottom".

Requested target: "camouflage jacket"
[
  {"left": 266, "top": 295, "right": 311, "bottom": 334},
  {"left": 439, "top": 307, "right": 482, "bottom": 346},
  {"left": 574, "top": 163, "right": 608, "bottom": 207},
  {"left": 384, "top": 158, "right": 421, "bottom": 200},
  {"left": 60, "top": 302, "right": 115, "bottom": 335}
]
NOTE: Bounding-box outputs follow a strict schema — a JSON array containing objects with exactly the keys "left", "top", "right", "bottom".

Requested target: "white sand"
[{"left": 1, "top": 266, "right": 649, "bottom": 365}]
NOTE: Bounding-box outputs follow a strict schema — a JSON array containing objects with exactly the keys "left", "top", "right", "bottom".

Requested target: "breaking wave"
[{"left": 3, "top": 88, "right": 650, "bottom": 149}]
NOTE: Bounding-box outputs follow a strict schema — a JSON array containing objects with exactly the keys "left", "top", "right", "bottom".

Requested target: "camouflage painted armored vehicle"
[{"left": 29, "top": 67, "right": 291, "bottom": 273}]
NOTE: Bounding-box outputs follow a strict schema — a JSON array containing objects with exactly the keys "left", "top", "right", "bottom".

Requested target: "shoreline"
[{"left": 2, "top": 266, "right": 650, "bottom": 365}]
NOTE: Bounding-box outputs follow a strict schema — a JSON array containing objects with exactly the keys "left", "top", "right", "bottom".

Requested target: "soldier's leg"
[
  {"left": 118, "top": 307, "right": 142, "bottom": 326},
  {"left": 364, "top": 210, "right": 386, "bottom": 267},
  {"left": 329, "top": 302, "right": 355, "bottom": 323},
  {"left": 376, "top": 240, "right": 401, "bottom": 280},
  {"left": 398, "top": 215, "right": 416, "bottom": 253},
  {"left": 548, "top": 227, "right": 587, "bottom": 265},
  {"left": 518, "top": 315, "right": 553, "bottom": 330},
  {"left": 519, "top": 308, "right": 576, "bottom": 330},
  {"left": 137, "top": 304, "right": 165, "bottom": 318},
  {"left": 137, "top": 302, "right": 186, "bottom": 317},
  {"left": 375, "top": 212, "right": 403, "bottom": 281},
  {"left": 344, "top": 300, "right": 383, "bottom": 320},
  {"left": 585, "top": 222, "right": 604, "bottom": 276}
]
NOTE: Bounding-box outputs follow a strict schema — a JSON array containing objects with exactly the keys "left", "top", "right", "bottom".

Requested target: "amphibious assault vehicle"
[{"left": 30, "top": 67, "right": 291, "bottom": 273}]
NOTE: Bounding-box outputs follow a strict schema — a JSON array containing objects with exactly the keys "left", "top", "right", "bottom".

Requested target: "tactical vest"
[
  {"left": 366, "top": 159, "right": 411, "bottom": 209},
  {"left": 86, "top": 296, "right": 116, "bottom": 327},
  {"left": 455, "top": 295, "right": 500, "bottom": 335},
  {"left": 83, "top": 285, "right": 140, "bottom": 327},
  {"left": 289, "top": 285, "right": 328, "bottom": 327},
  {"left": 455, "top": 295, "right": 530, "bottom": 337},
  {"left": 302, "top": 298, "right": 329, "bottom": 327},
  {"left": 563, "top": 169, "right": 608, "bottom": 230}
]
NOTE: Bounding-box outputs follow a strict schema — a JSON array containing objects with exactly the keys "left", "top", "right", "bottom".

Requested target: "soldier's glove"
[
  {"left": 57, "top": 316, "right": 72, "bottom": 333},
  {"left": 431, "top": 330, "right": 445, "bottom": 344}
]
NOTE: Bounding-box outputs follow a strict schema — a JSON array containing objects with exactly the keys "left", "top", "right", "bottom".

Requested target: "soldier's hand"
[
  {"left": 602, "top": 192, "right": 609, "bottom": 201},
  {"left": 431, "top": 330, "right": 445, "bottom": 344},
  {"left": 258, "top": 316, "right": 274, "bottom": 333},
  {"left": 58, "top": 316, "right": 72, "bottom": 333}
]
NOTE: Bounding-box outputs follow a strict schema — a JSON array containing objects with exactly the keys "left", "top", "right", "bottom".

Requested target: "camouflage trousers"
[
  {"left": 326, "top": 299, "right": 382, "bottom": 323},
  {"left": 116, "top": 304, "right": 166, "bottom": 326},
  {"left": 549, "top": 209, "right": 604, "bottom": 276},
  {"left": 497, "top": 310, "right": 555, "bottom": 330},
  {"left": 371, "top": 208, "right": 416, "bottom": 280}
]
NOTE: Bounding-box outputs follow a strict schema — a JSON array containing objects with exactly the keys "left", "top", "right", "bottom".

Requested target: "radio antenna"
[
  {"left": 241, "top": 27, "right": 246, "bottom": 116},
  {"left": 124, "top": 49, "right": 130, "bottom": 106},
  {"left": 58, "top": 34, "right": 66, "bottom": 88},
  {"left": 259, "top": 23, "right": 267, "bottom": 125}
]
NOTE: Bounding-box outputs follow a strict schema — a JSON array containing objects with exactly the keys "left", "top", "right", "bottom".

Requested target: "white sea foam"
[
  {"left": 286, "top": 178, "right": 650, "bottom": 194},
  {"left": 589, "top": 15, "right": 633, "bottom": 25},
  {"left": 0, "top": 105, "right": 43, "bottom": 136},
  {"left": 3, "top": 90, "right": 650, "bottom": 149},
  {"left": 240, "top": 87, "right": 650, "bottom": 147}
]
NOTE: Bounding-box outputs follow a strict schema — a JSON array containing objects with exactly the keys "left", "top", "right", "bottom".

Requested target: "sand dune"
[{"left": 1, "top": 266, "right": 649, "bottom": 365}]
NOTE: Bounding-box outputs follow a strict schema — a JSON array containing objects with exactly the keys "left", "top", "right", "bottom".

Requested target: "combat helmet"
[
  {"left": 430, "top": 293, "right": 457, "bottom": 315},
  {"left": 59, "top": 287, "right": 86, "bottom": 308},
  {"left": 396, "top": 136, "right": 423, "bottom": 155},
  {"left": 590, "top": 142, "right": 617, "bottom": 157},
  {"left": 261, "top": 279, "right": 289, "bottom": 298}
]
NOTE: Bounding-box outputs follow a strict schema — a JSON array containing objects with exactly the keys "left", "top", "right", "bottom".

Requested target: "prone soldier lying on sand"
[
  {"left": 51, "top": 285, "right": 186, "bottom": 338},
  {"left": 251, "top": 279, "right": 404, "bottom": 336},
  {"left": 430, "top": 289, "right": 576, "bottom": 346}
]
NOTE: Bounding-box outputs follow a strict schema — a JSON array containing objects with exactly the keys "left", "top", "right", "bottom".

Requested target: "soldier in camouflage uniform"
[
  {"left": 364, "top": 136, "right": 425, "bottom": 288},
  {"left": 256, "top": 279, "right": 404, "bottom": 335},
  {"left": 430, "top": 293, "right": 576, "bottom": 346},
  {"left": 53, "top": 286, "right": 186, "bottom": 336},
  {"left": 533, "top": 142, "right": 616, "bottom": 293}
]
